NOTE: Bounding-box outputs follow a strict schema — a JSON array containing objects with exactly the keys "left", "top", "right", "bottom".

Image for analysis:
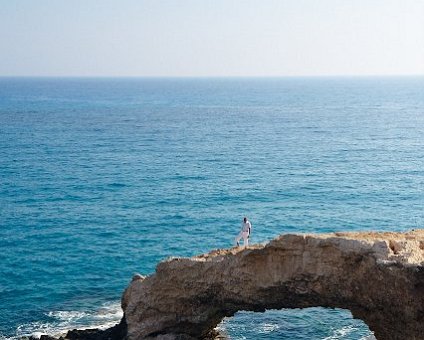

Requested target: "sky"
[{"left": 0, "top": 0, "right": 423, "bottom": 77}]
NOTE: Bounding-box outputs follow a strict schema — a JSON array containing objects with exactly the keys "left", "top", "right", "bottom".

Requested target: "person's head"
[{"left": 243, "top": 217, "right": 247, "bottom": 223}]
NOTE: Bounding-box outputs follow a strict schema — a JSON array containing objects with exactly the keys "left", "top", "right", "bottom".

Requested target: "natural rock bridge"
[{"left": 121, "top": 230, "right": 424, "bottom": 340}]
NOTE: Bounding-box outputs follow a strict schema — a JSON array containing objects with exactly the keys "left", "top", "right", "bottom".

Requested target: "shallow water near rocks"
[{"left": 1, "top": 77, "right": 423, "bottom": 339}]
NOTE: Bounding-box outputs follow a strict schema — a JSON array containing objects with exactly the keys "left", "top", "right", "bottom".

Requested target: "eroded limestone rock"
[{"left": 122, "top": 230, "right": 424, "bottom": 340}]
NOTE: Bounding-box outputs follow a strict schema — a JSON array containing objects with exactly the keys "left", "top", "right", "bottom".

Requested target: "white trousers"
[{"left": 235, "top": 231, "right": 249, "bottom": 246}]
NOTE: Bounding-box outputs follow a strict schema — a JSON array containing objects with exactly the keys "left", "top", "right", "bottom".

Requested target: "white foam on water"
[
  {"left": 360, "top": 335, "right": 377, "bottom": 340},
  {"left": 90, "top": 302, "right": 123, "bottom": 321},
  {"left": 13, "top": 301, "right": 123, "bottom": 339},
  {"left": 16, "top": 322, "right": 56, "bottom": 339},
  {"left": 322, "top": 325, "right": 354, "bottom": 340},
  {"left": 322, "top": 324, "right": 376, "bottom": 340},
  {"left": 257, "top": 322, "right": 280, "bottom": 333},
  {"left": 0, "top": 335, "right": 13, "bottom": 340},
  {"left": 47, "top": 311, "right": 89, "bottom": 321}
]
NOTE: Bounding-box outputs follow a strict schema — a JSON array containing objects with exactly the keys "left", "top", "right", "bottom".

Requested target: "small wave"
[
  {"left": 107, "top": 183, "right": 126, "bottom": 188},
  {"left": 0, "top": 335, "right": 13, "bottom": 340},
  {"left": 46, "top": 310, "right": 89, "bottom": 321},
  {"left": 14, "top": 301, "right": 122, "bottom": 339},
  {"left": 322, "top": 324, "right": 371, "bottom": 340},
  {"left": 257, "top": 322, "right": 280, "bottom": 333}
]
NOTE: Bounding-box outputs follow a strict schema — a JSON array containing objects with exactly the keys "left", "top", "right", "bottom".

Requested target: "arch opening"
[{"left": 217, "top": 307, "right": 375, "bottom": 340}]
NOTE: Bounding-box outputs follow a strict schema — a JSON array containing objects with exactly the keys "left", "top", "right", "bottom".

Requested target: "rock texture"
[{"left": 122, "top": 230, "right": 424, "bottom": 340}]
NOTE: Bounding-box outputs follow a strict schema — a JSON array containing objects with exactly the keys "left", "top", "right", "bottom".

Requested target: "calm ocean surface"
[{"left": 1, "top": 77, "right": 423, "bottom": 339}]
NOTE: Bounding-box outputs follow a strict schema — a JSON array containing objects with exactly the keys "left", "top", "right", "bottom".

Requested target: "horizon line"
[{"left": 0, "top": 73, "right": 423, "bottom": 79}]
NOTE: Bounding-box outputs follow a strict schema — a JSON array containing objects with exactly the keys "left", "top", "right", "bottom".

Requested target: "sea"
[{"left": 1, "top": 76, "right": 423, "bottom": 339}]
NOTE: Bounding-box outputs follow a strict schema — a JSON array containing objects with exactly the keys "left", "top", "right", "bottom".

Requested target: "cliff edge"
[{"left": 122, "top": 230, "right": 424, "bottom": 340}]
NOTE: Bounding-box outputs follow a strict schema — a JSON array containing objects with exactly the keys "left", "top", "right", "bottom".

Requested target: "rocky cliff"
[{"left": 122, "top": 230, "right": 424, "bottom": 340}]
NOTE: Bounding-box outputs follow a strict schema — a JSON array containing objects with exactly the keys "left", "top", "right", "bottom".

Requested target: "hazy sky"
[{"left": 1, "top": 0, "right": 423, "bottom": 77}]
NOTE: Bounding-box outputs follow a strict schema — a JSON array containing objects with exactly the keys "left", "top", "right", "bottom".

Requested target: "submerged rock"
[{"left": 122, "top": 230, "right": 424, "bottom": 340}]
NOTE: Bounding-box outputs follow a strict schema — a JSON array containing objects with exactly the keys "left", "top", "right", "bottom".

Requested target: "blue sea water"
[{"left": 1, "top": 77, "right": 423, "bottom": 339}]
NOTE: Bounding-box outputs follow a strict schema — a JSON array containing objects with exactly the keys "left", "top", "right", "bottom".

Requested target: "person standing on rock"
[{"left": 235, "top": 217, "right": 252, "bottom": 247}]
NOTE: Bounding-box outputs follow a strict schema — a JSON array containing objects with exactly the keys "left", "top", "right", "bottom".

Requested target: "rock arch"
[{"left": 122, "top": 231, "right": 424, "bottom": 339}]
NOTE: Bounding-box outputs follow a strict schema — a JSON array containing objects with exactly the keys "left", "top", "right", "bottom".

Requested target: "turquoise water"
[{"left": 1, "top": 77, "right": 423, "bottom": 339}]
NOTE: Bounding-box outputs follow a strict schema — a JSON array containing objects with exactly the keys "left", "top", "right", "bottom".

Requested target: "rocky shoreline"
[
  {"left": 26, "top": 230, "right": 424, "bottom": 340},
  {"left": 20, "top": 317, "right": 127, "bottom": 340}
]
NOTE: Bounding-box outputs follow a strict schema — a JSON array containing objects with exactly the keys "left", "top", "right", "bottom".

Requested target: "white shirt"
[{"left": 241, "top": 220, "right": 251, "bottom": 233}]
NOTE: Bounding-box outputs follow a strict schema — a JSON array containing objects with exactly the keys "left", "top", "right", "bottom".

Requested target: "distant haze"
[{"left": 1, "top": 0, "right": 423, "bottom": 77}]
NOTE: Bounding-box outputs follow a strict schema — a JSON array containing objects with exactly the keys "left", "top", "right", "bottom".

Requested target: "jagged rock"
[
  {"left": 64, "top": 317, "right": 127, "bottom": 340},
  {"left": 122, "top": 230, "right": 424, "bottom": 340}
]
